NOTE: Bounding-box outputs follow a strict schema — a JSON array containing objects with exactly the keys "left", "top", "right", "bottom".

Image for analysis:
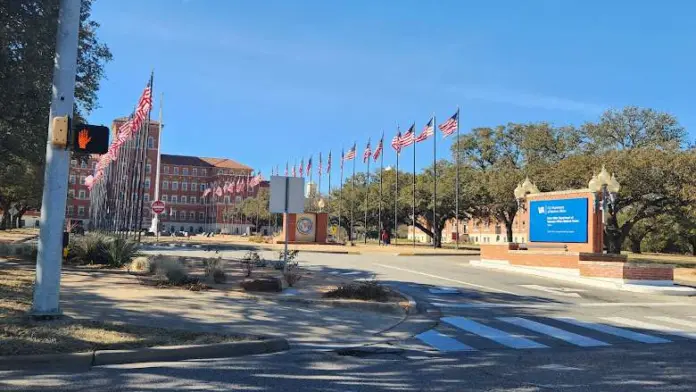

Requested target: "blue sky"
[{"left": 90, "top": 0, "right": 695, "bottom": 191}]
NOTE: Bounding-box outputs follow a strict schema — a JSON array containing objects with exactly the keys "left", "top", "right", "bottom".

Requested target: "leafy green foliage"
[
  {"left": 105, "top": 237, "right": 140, "bottom": 268},
  {"left": 324, "top": 280, "right": 390, "bottom": 302}
]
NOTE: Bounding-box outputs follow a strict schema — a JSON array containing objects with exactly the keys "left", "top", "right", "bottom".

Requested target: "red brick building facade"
[{"left": 66, "top": 118, "right": 266, "bottom": 233}]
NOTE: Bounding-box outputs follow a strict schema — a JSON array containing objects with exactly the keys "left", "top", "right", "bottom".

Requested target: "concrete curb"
[
  {"left": 0, "top": 338, "right": 289, "bottom": 371},
  {"left": 396, "top": 251, "right": 481, "bottom": 257},
  {"left": 470, "top": 259, "right": 696, "bottom": 296}
]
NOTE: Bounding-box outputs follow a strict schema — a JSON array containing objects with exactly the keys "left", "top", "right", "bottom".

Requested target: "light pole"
[
  {"left": 588, "top": 166, "right": 621, "bottom": 254},
  {"left": 513, "top": 177, "right": 540, "bottom": 211}
]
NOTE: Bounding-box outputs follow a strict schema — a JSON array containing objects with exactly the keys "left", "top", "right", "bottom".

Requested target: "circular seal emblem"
[{"left": 296, "top": 217, "right": 314, "bottom": 235}]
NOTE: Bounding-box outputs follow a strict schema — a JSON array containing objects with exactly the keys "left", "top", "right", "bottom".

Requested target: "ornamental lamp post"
[
  {"left": 317, "top": 198, "right": 326, "bottom": 212},
  {"left": 514, "top": 177, "right": 540, "bottom": 211},
  {"left": 588, "top": 165, "right": 621, "bottom": 253}
]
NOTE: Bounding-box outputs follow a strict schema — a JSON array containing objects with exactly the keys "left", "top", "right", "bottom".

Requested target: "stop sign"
[{"left": 151, "top": 200, "right": 166, "bottom": 214}]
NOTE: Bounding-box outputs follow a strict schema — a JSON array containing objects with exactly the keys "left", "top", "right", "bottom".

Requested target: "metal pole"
[
  {"left": 412, "top": 123, "right": 416, "bottom": 249},
  {"left": 433, "top": 114, "right": 437, "bottom": 249},
  {"left": 378, "top": 133, "right": 383, "bottom": 245},
  {"left": 351, "top": 151, "right": 356, "bottom": 243},
  {"left": 364, "top": 144, "right": 370, "bottom": 244},
  {"left": 284, "top": 177, "right": 290, "bottom": 264},
  {"left": 150, "top": 94, "right": 163, "bottom": 233},
  {"left": 32, "top": 0, "right": 81, "bottom": 316},
  {"left": 339, "top": 150, "right": 343, "bottom": 243},
  {"left": 395, "top": 143, "right": 399, "bottom": 246},
  {"left": 455, "top": 107, "right": 460, "bottom": 250}
]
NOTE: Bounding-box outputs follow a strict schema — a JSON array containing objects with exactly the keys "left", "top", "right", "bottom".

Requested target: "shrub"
[
  {"left": 277, "top": 249, "right": 299, "bottom": 262},
  {"left": 0, "top": 243, "right": 9, "bottom": 256},
  {"left": 204, "top": 257, "right": 226, "bottom": 283},
  {"left": 324, "top": 280, "right": 390, "bottom": 302},
  {"left": 212, "top": 268, "right": 227, "bottom": 283},
  {"left": 282, "top": 261, "right": 302, "bottom": 287},
  {"left": 241, "top": 251, "right": 261, "bottom": 277},
  {"left": 105, "top": 237, "right": 140, "bottom": 268},
  {"left": 248, "top": 235, "right": 265, "bottom": 243},
  {"left": 68, "top": 234, "right": 109, "bottom": 265},
  {"left": 130, "top": 256, "right": 152, "bottom": 274}
]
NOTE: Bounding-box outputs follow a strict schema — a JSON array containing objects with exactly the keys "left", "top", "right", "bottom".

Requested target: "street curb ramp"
[{"left": 0, "top": 338, "right": 289, "bottom": 371}]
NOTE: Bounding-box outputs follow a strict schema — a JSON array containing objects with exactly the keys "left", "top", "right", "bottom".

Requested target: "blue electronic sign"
[{"left": 529, "top": 198, "right": 588, "bottom": 243}]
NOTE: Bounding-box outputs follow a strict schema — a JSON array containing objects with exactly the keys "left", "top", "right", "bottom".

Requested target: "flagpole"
[
  {"left": 432, "top": 114, "right": 437, "bottom": 249},
  {"left": 412, "top": 122, "right": 416, "bottom": 249},
  {"left": 339, "top": 149, "right": 344, "bottom": 243},
  {"left": 455, "top": 107, "right": 460, "bottom": 249},
  {"left": 378, "top": 132, "right": 383, "bottom": 245},
  {"left": 351, "top": 144, "right": 356, "bottom": 244},
  {"left": 364, "top": 140, "right": 370, "bottom": 244},
  {"left": 318, "top": 152, "right": 322, "bottom": 204},
  {"left": 150, "top": 93, "right": 164, "bottom": 234},
  {"left": 395, "top": 126, "right": 399, "bottom": 246}
]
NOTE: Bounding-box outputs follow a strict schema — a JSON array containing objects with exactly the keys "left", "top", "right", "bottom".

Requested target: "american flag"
[
  {"left": 327, "top": 151, "right": 332, "bottom": 173},
  {"left": 363, "top": 139, "right": 372, "bottom": 163},
  {"left": 285, "top": 162, "right": 289, "bottom": 176},
  {"left": 439, "top": 110, "right": 459, "bottom": 137},
  {"left": 202, "top": 188, "right": 211, "bottom": 198},
  {"left": 340, "top": 150, "right": 344, "bottom": 170},
  {"left": 307, "top": 157, "right": 312, "bottom": 174},
  {"left": 399, "top": 124, "right": 415, "bottom": 147},
  {"left": 236, "top": 178, "right": 245, "bottom": 193},
  {"left": 391, "top": 130, "right": 402, "bottom": 153},
  {"left": 215, "top": 186, "right": 223, "bottom": 197},
  {"left": 373, "top": 136, "right": 383, "bottom": 161},
  {"left": 416, "top": 118, "right": 434, "bottom": 143},
  {"left": 299, "top": 159, "right": 304, "bottom": 177},
  {"left": 318, "top": 152, "right": 323, "bottom": 176},
  {"left": 344, "top": 143, "right": 357, "bottom": 161},
  {"left": 292, "top": 164, "right": 297, "bottom": 177}
]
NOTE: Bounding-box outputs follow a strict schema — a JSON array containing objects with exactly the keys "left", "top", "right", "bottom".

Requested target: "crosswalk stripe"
[
  {"left": 646, "top": 316, "right": 696, "bottom": 329},
  {"left": 603, "top": 317, "right": 696, "bottom": 340},
  {"left": 498, "top": 317, "right": 610, "bottom": 347},
  {"left": 553, "top": 317, "right": 671, "bottom": 344},
  {"left": 415, "top": 330, "right": 477, "bottom": 352},
  {"left": 442, "top": 317, "right": 548, "bottom": 349}
]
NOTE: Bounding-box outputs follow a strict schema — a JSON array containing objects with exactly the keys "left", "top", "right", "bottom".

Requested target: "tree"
[{"left": 0, "top": 0, "right": 112, "bottom": 228}]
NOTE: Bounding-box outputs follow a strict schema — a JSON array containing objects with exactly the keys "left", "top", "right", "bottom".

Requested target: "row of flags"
[
  {"left": 200, "top": 172, "right": 264, "bottom": 199},
  {"left": 85, "top": 82, "right": 153, "bottom": 190},
  {"left": 279, "top": 109, "right": 460, "bottom": 178}
]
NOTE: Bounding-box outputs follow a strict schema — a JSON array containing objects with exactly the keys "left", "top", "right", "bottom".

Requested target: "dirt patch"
[
  {"left": 0, "top": 257, "right": 254, "bottom": 356},
  {"left": 675, "top": 268, "right": 696, "bottom": 287},
  {"left": 0, "top": 228, "right": 39, "bottom": 244}
]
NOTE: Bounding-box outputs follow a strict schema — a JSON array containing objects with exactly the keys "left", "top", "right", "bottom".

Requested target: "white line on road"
[
  {"left": 646, "top": 316, "right": 696, "bottom": 329},
  {"left": 498, "top": 317, "right": 610, "bottom": 347},
  {"left": 430, "top": 302, "right": 696, "bottom": 309},
  {"left": 373, "top": 263, "right": 518, "bottom": 295},
  {"left": 520, "top": 284, "right": 584, "bottom": 298},
  {"left": 553, "top": 317, "right": 671, "bottom": 344},
  {"left": 415, "top": 329, "right": 477, "bottom": 352},
  {"left": 603, "top": 317, "right": 696, "bottom": 340},
  {"left": 442, "top": 316, "right": 548, "bottom": 349}
]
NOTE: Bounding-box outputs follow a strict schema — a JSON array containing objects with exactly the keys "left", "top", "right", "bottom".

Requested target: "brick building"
[
  {"left": 66, "top": 118, "right": 267, "bottom": 234},
  {"left": 408, "top": 213, "right": 527, "bottom": 245}
]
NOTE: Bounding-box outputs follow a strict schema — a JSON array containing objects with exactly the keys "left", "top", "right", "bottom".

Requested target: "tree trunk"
[
  {"left": 629, "top": 238, "right": 642, "bottom": 254},
  {"left": 506, "top": 224, "right": 513, "bottom": 243}
]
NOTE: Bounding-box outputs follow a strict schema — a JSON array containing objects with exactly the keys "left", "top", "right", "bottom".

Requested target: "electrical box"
[{"left": 51, "top": 116, "right": 70, "bottom": 147}]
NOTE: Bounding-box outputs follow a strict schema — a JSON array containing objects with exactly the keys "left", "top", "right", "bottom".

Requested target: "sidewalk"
[{"left": 59, "top": 267, "right": 404, "bottom": 350}]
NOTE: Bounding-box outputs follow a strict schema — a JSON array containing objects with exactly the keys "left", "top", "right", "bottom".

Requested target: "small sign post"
[
  {"left": 151, "top": 201, "right": 166, "bottom": 242},
  {"left": 269, "top": 176, "right": 305, "bottom": 264}
]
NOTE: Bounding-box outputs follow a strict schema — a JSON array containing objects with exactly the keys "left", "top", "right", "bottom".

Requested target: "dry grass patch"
[
  {"left": 626, "top": 252, "right": 696, "bottom": 268},
  {"left": 0, "top": 258, "right": 253, "bottom": 356}
]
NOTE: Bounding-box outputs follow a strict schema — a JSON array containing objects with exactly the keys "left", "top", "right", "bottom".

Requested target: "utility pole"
[{"left": 32, "top": 0, "right": 81, "bottom": 316}]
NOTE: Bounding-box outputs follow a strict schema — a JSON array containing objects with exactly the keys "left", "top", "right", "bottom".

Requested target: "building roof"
[{"left": 161, "top": 154, "right": 252, "bottom": 171}]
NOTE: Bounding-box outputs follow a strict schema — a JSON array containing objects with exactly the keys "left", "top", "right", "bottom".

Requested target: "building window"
[
  {"left": 67, "top": 205, "right": 74, "bottom": 215},
  {"left": 70, "top": 160, "right": 77, "bottom": 167},
  {"left": 191, "top": 182, "right": 197, "bottom": 191},
  {"left": 170, "top": 209, "right": 176, "bottom": 219},
  {"left": 224, "top": 196, "right": 230, "bottom": 203},
  {"left": 80, "top": 161, "right": 87, "bottom": 168},
  {"left": 183, "top": 168, "right": 189, "bottom": 176},
  {"left": 143, "top": 210, "right": 150, "bottom": 218},
  {"left": 192, "top": 168, "right": 198, "bottom": 176},
  {"left": 198, "top": 212, "right": 204, "bottom": 221},
  {"left": 144, "top": 193, "right": 150, "bottom": 202},
  {"left": 200, "top": 184, "right": 206, "bottom": 191},
  {"left": 68, "top": 189, "right": 75, "bottom": 198},
  {"left": 173, "top": 167, "right": 179, "bottom": 175},
  {"left": 217, "top": 169, "right": 223, "bottom": 175},
  {"left": 201, "top": 169, "right": 206, "bottom": 176},
  {"left": 171, "top": 195, "right": 178, "bottom": 204},
  {"left": 78, "top": 190, "right": 86, "bottom": 199},
  {"left": 144, "top": 179, "right": 151, "bottom": 189},
  {"left": 180, "top": 211, "right": 186, "bottom": 220},
  {"left": 181, "top": 196, "right": 187, "bottom": 204},
  {"left": 190, "top": 196, "right": 196, "bottom": 204},
  {"left": 235, "top": 196, "right": 242, "bottom": 203},
  {"left": 161, "top": 194, "right": 168, "bottom": 202},
  {"left": 78, "top": 206, "right": 85, "bottom": 216},
  {"left": 145, "top": 163, "right": 151, "bottom": 174},
  {"left": 92, "top": 162, "right": 96, "bottom": 169},
  {"left": 182, "top": 182, "right": 188, "bottom": 191},
  {"left": 189, "top": 212, "right": 195, "bottom": 220},
  {"left": 80, "top": 176, "right": 86, "bottom": 185},
  {"left": 172, "top": 181, "right": 178, "bottom": 191},
  {"left": 162, "top": 181, "right": 169, "bottom": 190},
  {"left": 164, "top": 166, "right": 169, "bottom": 174},
  {"left": 69, "top": 175, "right": 76, "bottom": 184},
  {"left": 147, "top": 136, "right": 154, "bottom": 149}
]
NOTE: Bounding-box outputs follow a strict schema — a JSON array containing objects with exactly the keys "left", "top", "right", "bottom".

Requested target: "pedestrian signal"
[{"left": 71, "top": 124, "right": 109, "bottom": 154}]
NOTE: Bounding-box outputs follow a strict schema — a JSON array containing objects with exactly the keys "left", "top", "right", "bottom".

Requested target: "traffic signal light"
[{"left": 71, "top": 124, "right": 109, "bottom": 154}]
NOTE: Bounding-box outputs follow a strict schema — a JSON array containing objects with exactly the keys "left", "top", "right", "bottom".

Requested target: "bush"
[
  {"left": 241, "top": 251, "right": 261, "bottom": 277},
  {"left": 324, "top": 280, "right": 390, "bottom": 302},
  {"left": 105, "top": 237, "right": 140, "bottom": 268},
  {"left": 248, "top": 235, "right": 265, "bottom": 243},
  {"left": 212, "top": 268, "right": 227, "bottom": 283},
  {"left": 204, "top": 257, "right": 226, "bottom": 283},
  {"left": 282, "top": 261, "right": 302, "bottom": 287},
  {"left": 68, "top": 234, "right": 109, "bottom": 265},
  {"left": 130, "top": 256, "right": 152, "bottom": 274}
]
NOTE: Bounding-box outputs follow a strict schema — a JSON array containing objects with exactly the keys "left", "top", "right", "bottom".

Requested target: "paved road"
[{"left": 4, "top": 250, "right": 696, "bottom": 391}]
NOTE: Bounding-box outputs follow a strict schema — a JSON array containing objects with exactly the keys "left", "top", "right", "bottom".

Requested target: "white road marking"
[
  {"left": 520, "top": 284, "right": 585, "bottom": 298},
  {"left": 553, "top": 317, "right": 671, "bottom": 344},
  {"left": 442, "top": 316, "right": 548, "bottom": 349},
  {"left": 646, "top": 316, "right": 696, "bottom": 329},
  {"left": 415, "top": 329, "right": 477, "bottom": 352},
  {"left": 603, "top": 317, "right": 696, "bottom": 340},
  {"left": 430, "top": 302, "right": 695, "bottom": 309},
  {"left": 374, "top": 263, "right": 517, "bottom": 295},
  {"left": 498, "top": 317, "right": 610, "bottom": 347}
]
